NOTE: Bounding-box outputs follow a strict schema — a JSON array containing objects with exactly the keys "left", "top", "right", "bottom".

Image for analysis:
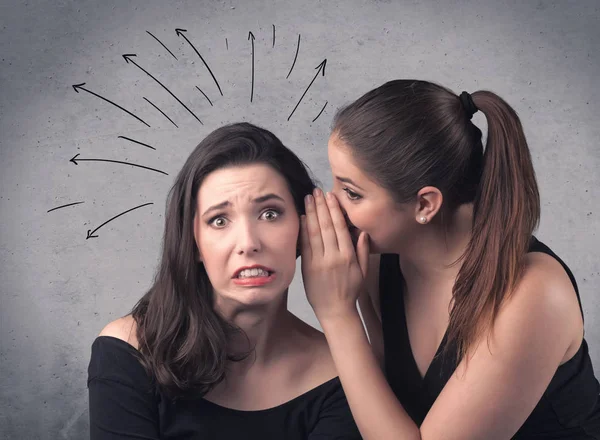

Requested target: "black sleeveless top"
[
  {"left": 88, "top": 336, "right": 361, "bottom": 439},
  {"left": 380, "top": 236, "right": 600, "bottom": 438}
]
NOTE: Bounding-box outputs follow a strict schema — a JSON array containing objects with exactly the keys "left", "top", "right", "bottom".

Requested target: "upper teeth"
[{"left": 237, "top": 268, "right": 269, "bottom": 278}]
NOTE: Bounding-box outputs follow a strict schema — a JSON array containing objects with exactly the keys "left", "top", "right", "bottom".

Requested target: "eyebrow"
[
  {"left": 201, "top": 193, "right": 286, "bottom": 217},
  {"left": 336, "top": 176, "right": 364, "bottom": 191}
]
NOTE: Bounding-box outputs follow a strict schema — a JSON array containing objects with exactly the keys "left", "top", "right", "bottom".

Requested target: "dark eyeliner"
[{"left": 343, "top": 187, "right": 362, "bottom": 200}]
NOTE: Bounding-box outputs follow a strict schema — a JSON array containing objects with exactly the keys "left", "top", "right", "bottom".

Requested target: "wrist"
[{"left": 318, "top": 305, "right": 361, "bottom": 332}]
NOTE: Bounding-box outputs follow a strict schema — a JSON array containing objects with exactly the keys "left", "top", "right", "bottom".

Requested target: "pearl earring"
[{"left": 419, "top": 216, "right": 427, "bottom": 224}]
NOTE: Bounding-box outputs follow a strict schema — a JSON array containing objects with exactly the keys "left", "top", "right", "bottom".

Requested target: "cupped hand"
[{"left": 300, "top": 188, "right": 370, "bottom": 323}]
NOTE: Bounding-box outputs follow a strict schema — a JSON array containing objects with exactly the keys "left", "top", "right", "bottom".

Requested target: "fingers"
[
  {"left": 304, "top": 193, "right": 324, "bottom": 257},
  {"left": 299, "top": 214, "right": 311, "bottom": 260},
  {"left": 324, "top": 191, "right": 355, "bottom": 255},
  {"left": 313, "top": 188, "right": 339, "bottom": 253},
  {"left": 356, "top": 231, "right": 370, "bottom": 279}
]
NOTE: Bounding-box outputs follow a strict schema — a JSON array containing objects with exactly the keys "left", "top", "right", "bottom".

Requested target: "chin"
[
  {"left": 366, "top": 235, "right": 391, "bottom": 255},
  {"left": 232, "top": 282, "right": 289, "bottom": 306}
]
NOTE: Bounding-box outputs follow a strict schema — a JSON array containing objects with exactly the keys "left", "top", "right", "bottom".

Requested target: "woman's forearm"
[{"left": 321, "top": 309, "right": 420, "bottom": 440}]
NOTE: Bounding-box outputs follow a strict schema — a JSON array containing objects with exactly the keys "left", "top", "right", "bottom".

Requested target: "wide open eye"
[
  {"left": 209, "top": 216, "right": 228, "bottom": 228},
  {"left": 260, "top": 209, "right": 281, "bottom": 221}
]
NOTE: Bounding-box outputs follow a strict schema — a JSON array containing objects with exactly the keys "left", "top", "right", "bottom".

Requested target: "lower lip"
[{"left": 232, "top": 273, "right": 276, "bottom": 286}]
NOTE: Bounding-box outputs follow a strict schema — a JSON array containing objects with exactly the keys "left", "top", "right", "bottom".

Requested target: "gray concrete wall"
[{"left": 1, "top": 0, "right": 598, "bottom": 438}]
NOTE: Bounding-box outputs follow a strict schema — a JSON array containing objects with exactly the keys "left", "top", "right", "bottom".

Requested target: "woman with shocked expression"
[
  {"left": 88, "top": 123, "right": 360, "bottom": 440},
  {"left": 195, "top": 164, "right": 299, "bottom": 313}
]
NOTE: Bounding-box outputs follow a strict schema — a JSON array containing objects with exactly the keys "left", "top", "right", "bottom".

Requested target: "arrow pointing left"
[{"left": 72, "top": 83, "right": 150, "bottom": 128}]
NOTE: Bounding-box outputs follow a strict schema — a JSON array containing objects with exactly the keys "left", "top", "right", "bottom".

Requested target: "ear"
[{"left": 414, "top": 186, "right": 443, "bottom": 224}]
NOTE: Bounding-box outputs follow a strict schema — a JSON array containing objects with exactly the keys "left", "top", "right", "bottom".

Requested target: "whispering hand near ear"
[{"left": 300, "top": 188, "right": 370, "bottom": 323}]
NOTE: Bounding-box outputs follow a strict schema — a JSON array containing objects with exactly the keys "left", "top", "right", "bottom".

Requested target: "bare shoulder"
[
  {"left": 516, "top": 251, "right": 580, "bottom": 315},
  {"left": 99, "top": 314, "right": 140, "bottom": 350},
  {"left": 491, "top": 251, "right": 583, "bottom": 360}
]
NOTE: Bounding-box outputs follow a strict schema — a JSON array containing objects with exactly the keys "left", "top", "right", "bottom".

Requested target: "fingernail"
[
  {"left": 314, "top": 188, "right": 322, "bottom": 197},
  {"left": 325, "top": 191, "right": 332, "bottom": 200},
  {"left": 305, "top": 194, "right": 313, "bottom": 203}
]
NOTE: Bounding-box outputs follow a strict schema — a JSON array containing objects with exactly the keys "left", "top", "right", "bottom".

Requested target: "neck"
[
  {"left": 215, "top": 292, "right": 293, "bottom": 371},
  {"left": 396, "top": 204, "right": 473, "bottom": 288}
]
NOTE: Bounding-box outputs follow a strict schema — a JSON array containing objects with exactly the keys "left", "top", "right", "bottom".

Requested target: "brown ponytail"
[{"left": 448, "top": 91, "right": 540, "bottom": 362}]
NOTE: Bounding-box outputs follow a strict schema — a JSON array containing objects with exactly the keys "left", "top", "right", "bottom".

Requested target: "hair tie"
[{"left": 459, "top": 91, "right": 478, "bottom": 120}]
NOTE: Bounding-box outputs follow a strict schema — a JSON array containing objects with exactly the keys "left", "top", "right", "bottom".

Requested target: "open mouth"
[
  {"left": 235, "top": 268, "right": 274, "bottom": 279},
  {"left": 232, "top": 265, "right": 275, "bottom": 279},
  {"left": 232, "top": 266, "right": 277, "bottom": 286}
]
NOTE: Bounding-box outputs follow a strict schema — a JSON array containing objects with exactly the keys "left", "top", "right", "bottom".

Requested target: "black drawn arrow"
[
  {"left": 286, "top": 34, "right": 301, "bottom": 79},
  {"left": 123, "top": 54, "right": 202, "bottom": 125},
  {"left": 70, "top": 153, "right": 168, "bottom": 175},
  {"left": 86, "top": 202, "right": 153, "bottom": 239},
  {"left": 287, "top": 59, "right": 327, "bottom": 121},
  {"left": 146, "top": 31, "right": 178, "bottom": 60},
  {"left": 72, "top": 83, "right": 150, "bottom": 128},
  {"left": 176, "top": 28, "right": 223, "bottom": 96},
  {"left": 143, "top": 97, "right": 179, "bottom": 128},
  {"left": 118, "top": 136, "right": 156, "bottom": 150},
  {"left": 248, "top": 31, "right": 255, "bottom": 102},
  {"left": 312, "top": 101, "right": 328, "bottom": 122},
  {"left": 47, "top": 201, "right": 84, "bottom": 213},
  {"left": 195, "top": 86, "right": 213, "bottom": 106},
  {"left": 272, "top": 24, "right": 276, "bottom": 47}
]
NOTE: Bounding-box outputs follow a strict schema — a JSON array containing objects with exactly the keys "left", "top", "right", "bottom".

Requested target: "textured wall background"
[{"left": 1, "top": 0, "right": 599, "bottom": 438}]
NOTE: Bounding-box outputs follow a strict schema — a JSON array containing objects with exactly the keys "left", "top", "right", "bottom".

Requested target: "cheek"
[
  {"left": 198, "top": 234, "right": 230, "bottom": 275},
  {"left": 337, "top": 199, "right": 371, "bottom": 232},
  {"left": 271, "top": 222, "right": 299, "bottom": 268}
]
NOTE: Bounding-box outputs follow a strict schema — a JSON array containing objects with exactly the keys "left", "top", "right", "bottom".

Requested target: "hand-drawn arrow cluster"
[{"left": 66, "top": 25, "right": 329, "bottom": 240}]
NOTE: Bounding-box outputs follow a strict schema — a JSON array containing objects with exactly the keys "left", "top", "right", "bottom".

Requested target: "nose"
[{"left": 235, "top": 219, "right": 261, "bottom": 255}]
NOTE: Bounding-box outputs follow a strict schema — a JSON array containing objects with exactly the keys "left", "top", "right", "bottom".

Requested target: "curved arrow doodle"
[
  {"left": 70, "top": 154, "right": 168, "bottom": 175},
  {"left": 47, "top": 201, "right": 84, "bottom": 213},
  {"left": 286, "top": 34, "right": 301, "bottom": 79},
  {"left": 176, "top": 28, "right": 223, "bottom": 96},
  {"left": 288, "top": 59, "right": 327, "bottom": 121},
  {"left": 72, "top": 83, "right": 150, "bottom": 128},
  {"left": 312, "top": 101, "right": 328, "bottom": 122},
  {"left": 86, "top": 202, "right": 153, "bottom": 239},
  {"left": 248, "top": 31, "right": 255, "bottom": 102}
]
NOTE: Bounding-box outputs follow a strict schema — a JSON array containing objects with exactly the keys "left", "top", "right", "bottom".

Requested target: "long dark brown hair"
[
  {"left": 131, "top": 122, "right": 317, "bottom": 398},
  {"left": 332, "top": 80, "right": 540, "bottom": 365}
]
